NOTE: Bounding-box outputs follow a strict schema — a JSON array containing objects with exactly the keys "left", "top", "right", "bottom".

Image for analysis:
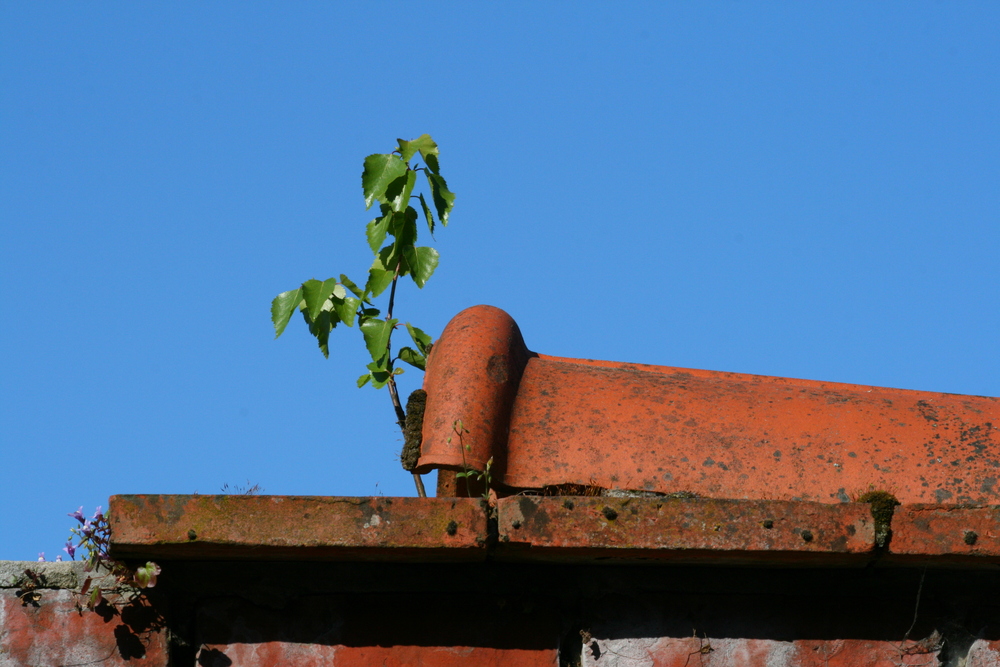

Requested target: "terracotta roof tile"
[{"left": 417, "top": 305, "right": 1000, "bottom": 505}]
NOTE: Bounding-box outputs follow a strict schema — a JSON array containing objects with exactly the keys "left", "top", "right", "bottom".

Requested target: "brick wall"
[{"left": 5, "top": 556, "right": 1000, "bottom": 666}]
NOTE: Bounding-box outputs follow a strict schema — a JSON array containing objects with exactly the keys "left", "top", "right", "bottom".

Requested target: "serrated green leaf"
[
  {"left": 384, "top": 169, "right": 417, "bottom": 213},
  {"left": 395, "top": 246, "right": 411, "bottom": 278},
  {"left": 361, "top": 307, "right": 380, "bottom": 318},
  {"left": 365, "top": 265, "right": 394, "bottom": 298},
  {"left": 396, "top": 139, "right": 417, "bottom": 163},
  {"left": 303, "top": 308, "right": 337, "bottom": 358},
  {"left": 366, "top": 361, "right": 391, "bottom": 388},
  {"left": 366, "top": 214, "right": 391, "bottom": 254},
  {"left": 332, "top": 284, "right": 346, "bottom": 299},
  {"left": 405, "top": 323, "right": 432, "bottom": 354},
  {"left": 302, "top": 278, "right": 339, "bottom": 321},
  {"left": 271, "top": 288, "right": 303, "bottom": 338},
  {"left": 406, "top": 246, "right": 439, "bottom": 288},
  {"left": 398, "top": 346, "right": 426, "bottom": 371},
  {"left": 424, "top": 153, "right": 440, "bottom": 175},
  {"left": 397, "top": 134, "right": 438, "bottom": 164},
  {"left": 366, "top": 357, "right": 389, "bottom": 372},
  {"left": 360, "top": 318, "right": 397, "bottom": 365},
  {"left": 427, "top": 172, "right": 455, "bottom": 226},
  {"left": 417, "top": 137, "right": 439, "bottom": 164},
  {"left": 340, "top": 274, "right": 364, "bottom": 299},
  {"left": 375, "top": 241, "right": 408, "bottom": 278},
  {"left": 333, "top": 296, "right": 359, "bottom": 327},
  {"left": 391, "top": 207, "right": 418, "bottom": 247},
  {"left": 362, "top": 154, "right": 407, "bottom": 209},
  {"left": 302, "top": 278, "right": 337, "bottom": 319},
  {"left": 357, "top": 373, "right": 372, "bottom": 388},
  {"left": 401, "top": 246, "right": 418, "bottom": 283},
  {"left": 417, "top": 193, "right": 436, "bottom": 237}
]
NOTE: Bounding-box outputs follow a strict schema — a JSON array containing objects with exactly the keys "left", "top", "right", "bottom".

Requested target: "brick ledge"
[{"left": 109, "top": 494, "right": 1000, "bottom": 566}]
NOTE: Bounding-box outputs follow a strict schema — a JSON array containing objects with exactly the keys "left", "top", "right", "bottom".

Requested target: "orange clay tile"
[{"left": 417, "top": 305, "right": 1000, "bottom": 504}]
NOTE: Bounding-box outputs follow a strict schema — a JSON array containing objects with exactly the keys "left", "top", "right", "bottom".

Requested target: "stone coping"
[
  {"left": 108, "top": 495, "right": 488, "bottom": 561},
  {"left": 109, "top": 494, "right": 1000, "bottom": 566}
]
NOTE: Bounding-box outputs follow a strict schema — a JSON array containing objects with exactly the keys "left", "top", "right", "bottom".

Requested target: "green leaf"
[
  {"left": 396, "top": 139, "right": 417, "bottom": 163},
  {"left": 401, "top": 247, "right": 417, "bottom": 283},
  {"left": 397, "top": 134, "right": 438, "bottom": 164},
  {"left": 384, "top": 169, "right": 417, "bottom": 213},
  {"left": 271, "top": 288, "right": 303, "bottom": 339},
  {"left": 375, "top": 242, "right": 407, "bottom": 278},
  {"left": 398, "top": 346, "right": 426, "bottom": 371},
  {"left": 406, "top": 246, "right": 439, "bottom": 288},
  {"left": 366, "top": 357, "right": 388, "bottom": 372},
  {"left": 365, "top": 266, "right": 394, "bottom": 298},
  {"left": 395, "top": 247, "right": 411, "bottom": 278},
  {"left": 340, "top": 274, "right": 364, "bottom": 299},
  {"left": 362, "top": 154, "right": 407, "bottom": 209},
  {"left": 366, "top": 361, "right": 391, "bottom": 388},
  {"left": 360, "top": 318, "right": 397, "bottom": 364},
  {"left": 424, "top": 153, "right": 440, "bottom": 175},
  {"left": 301, "top": 278, "right": 339, "bottom": 321},
  {"left": 417, "top": 193, "right": 436, "bottom": 236},
  {"left": 357, "top": 373, "right": 372, "bottom": 388},
  {"left": 427, "top": 172, "right": 455, "bottom": 226},
  {"left": 333, "top": 296, "right": 360, "bottom": 327},
  {"left": 405, "top": 323, "right": 432, "bottom": 354},
  {"left": 303, "top": 307, "right": 337, "bottom": 358},
  {"left": 366, "top": 214, "right": 392, "bottom": 254},
  {"left": 390, "top": 207, "right": 418, "bottom": 247}
]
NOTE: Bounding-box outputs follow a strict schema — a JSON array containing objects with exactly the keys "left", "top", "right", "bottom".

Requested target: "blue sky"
[{"left": 2, "top": 4, "right": 998, "bottom": 560}]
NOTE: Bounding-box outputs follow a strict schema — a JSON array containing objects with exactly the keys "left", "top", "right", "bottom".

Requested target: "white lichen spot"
[{"left": 965, "top": 638, "right": 1000, "bottom": 667}]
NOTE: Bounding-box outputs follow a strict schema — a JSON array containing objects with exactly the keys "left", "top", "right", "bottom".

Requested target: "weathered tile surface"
[
  {"left": 497, "top": 496, "right": 875, "bottom": 564},
  {"left": 110, "top": 494, "right": 489, "bottom": 560}
]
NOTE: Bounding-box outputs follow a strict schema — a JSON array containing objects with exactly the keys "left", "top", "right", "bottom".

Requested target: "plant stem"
[
  {"left": 457, "top": 423, "right": 474, "bottom": 498},
  {"left": 385, "top": 269, "right": 427, "bottom": 498},
  {"left": 386, "top": 262, "right": 400, "bottom": 323},
  {"left": 387, "top": 375, "right": 426, "bottom": 497}
]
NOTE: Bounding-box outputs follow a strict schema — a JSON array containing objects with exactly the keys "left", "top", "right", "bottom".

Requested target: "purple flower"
[
  {"left": 37, "top": 552, "right": 45, "bottom": 562},
  {"left": 63, "top": 540, "right": 76, "bottom": 560},
  {"left": 81, "top": 520, "right": 94, "bottom": 538},
  {"left": 68, "top": 507, "right": 85, "bottom": 524},
  {"left": 55, "top": 555, "right": 63, "bottom": 562},
  {"left": 91, "top": 506, "right": 104, "bottom": 522}
]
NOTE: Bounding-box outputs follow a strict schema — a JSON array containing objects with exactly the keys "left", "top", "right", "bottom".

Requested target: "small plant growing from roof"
[
  {"left": 271, "top": 135, "right": 455, "bottom": 497},
  {"left": 448, "top": 419, "right": 493, "bottom": 501}
]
